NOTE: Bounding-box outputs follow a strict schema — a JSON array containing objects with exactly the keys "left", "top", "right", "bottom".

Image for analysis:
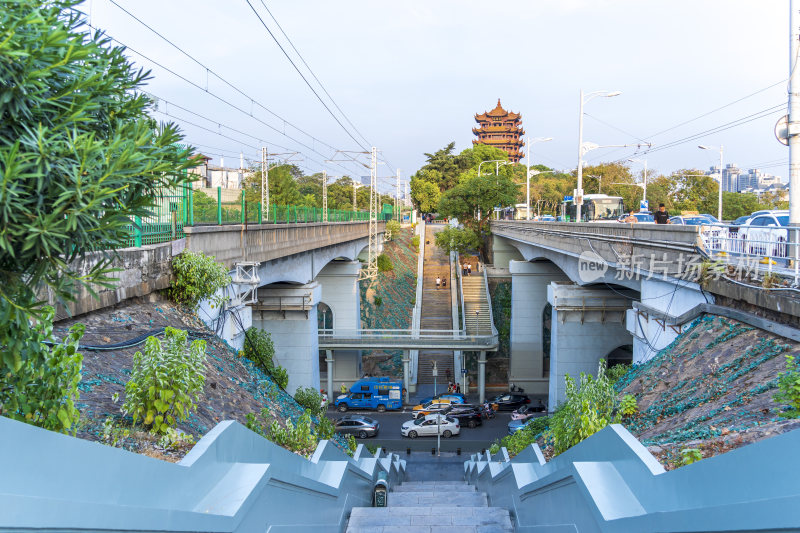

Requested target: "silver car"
[
  {"left": 334, "top": 415, "right": 380, "bottom": 438},
  {"left": 401, "top": 413, "right": 460, "bottom": 439}
]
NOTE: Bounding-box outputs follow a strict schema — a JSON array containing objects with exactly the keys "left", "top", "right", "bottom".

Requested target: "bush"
[
  {"left": 0, "top": 307, "right": 84, "bottom": 434},
  {"left": 547, "top": 359, "right": 617, "bottom": 455},
  {"left": 294, "top": 386, "right": 325, "bottom": 418},
  {"left": 606, "top": 363, "right": 631, "bottom": 384},
  {"left": 271, "top": 365, "right": 289, "bottom": 390},
  {"left": 386, "top": 220, "right": 401, "bottom": 240},
  {"left": 491, "top": 414, "right": 552, "bottom": 457},
  {"left": 374, "top": 296, "right": 383, "bottom": 306},
  {"left": 377, "top": 253, "right": 393, "bottom": 272},
  {"left": 680, "top": 448, "right": 703, "bottom": 466},
  {"left": 619, "top": 394, "right": 638, "bottom": 417},
  {"left": 122, "top": 327, "right": 207, "bottom": 433},
  {"left": 241, "top": 328, "right": 276, "bottom": 373},
  {"left": 411, "top": 235, "right": 420, "bottom": 250},
  {"left": 269, "top": 413, "right": 318, "bottom": 457},
  {"left": 774, "top": 354, "right": 800, "bottom": 417},
  {"left": 316, "top": 416, "right": 336, "bottom": 440},
  {"left": 168, "top": 251, "right": 231, "bottom": 308}
]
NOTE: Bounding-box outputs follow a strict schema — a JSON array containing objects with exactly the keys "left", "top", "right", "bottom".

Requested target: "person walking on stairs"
[
  {"left": 436, "top": 275, "right": 441, "bottom": 290},
  {"left": 467, "top": 263, "right": 472, "bottom": 276}
]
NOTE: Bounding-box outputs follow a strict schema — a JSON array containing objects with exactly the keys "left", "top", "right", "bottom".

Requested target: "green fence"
[{"left": 124, "top": 186, "right": 372, "bottom": 248}]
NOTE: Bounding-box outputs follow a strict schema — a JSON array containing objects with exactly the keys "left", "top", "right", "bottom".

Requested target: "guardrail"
[
  {"left": 464, "top": 423, "right": 800, "bottom": 532},
  {"left": 318, "top": 328, "right": 498, "bottom": 350},
  {"left": 698, "top": 223, "right": 800, "bottom": 284},
  {"left": 0, "top": 416, "right": 405, "bottom": 533}
]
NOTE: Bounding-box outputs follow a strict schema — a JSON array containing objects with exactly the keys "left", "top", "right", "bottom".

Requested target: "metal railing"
[
  {"left": 318, "top": 328, "right": 498, "bottom": 350},
  {"left": 698, "top": 224, "right": 800, "bottom": 284}
]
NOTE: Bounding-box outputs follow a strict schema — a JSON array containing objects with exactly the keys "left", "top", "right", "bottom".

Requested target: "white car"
[
  {"left": 400, "top": 413, "right": 460, "bottom": 439},
  {"left": 739, "top": 213, "right": 791, "bottom": 258}
]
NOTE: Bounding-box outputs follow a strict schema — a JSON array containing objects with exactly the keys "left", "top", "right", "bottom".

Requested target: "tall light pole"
[
  {"left": 577, "top": 90, "right": 622, "bottom": 222},
  {"left": 699, "top": 145, "right": 724, "bottom": 221},
  {"left": 526, "top": 137, "right": 553, "bottom": 220},
  {"left": 627, "top": 158, "right": 648, "bottom": 211},
  {"left": 477, "top": 159, "right": 508, "bottom": 177},
  {"left": 789, "top": 0, "right": 800, "bottom": 260}
]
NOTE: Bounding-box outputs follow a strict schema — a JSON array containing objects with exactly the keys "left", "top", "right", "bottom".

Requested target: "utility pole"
[
  {"left": 261, "top": 147, "right": 268, "bottom": 221},
  {"left": 395, "top": 170, "right": 401, "bottom": 222},
  {"left": 322, "top": 170, "right": 328, "bottom": 223},
  {"left": 353, "top": 180, "right": 357, "bottom": 211},
  {"left": 359, "top": 147, "right": 379, "bottom": 280},
  {"left": 790, "top": 0, "right": 800, "bottom": 244}
]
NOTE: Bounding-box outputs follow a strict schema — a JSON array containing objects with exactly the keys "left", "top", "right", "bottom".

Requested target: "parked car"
[
  {"left": 508, "top": 416, "right": 545, "bottom": 436},
  {"left": 487, "top": 393, "right": 531, "bottom": 411},
  {"left": 617, "top": 212, "right": 655, "bottom": 223},
  {"left": 739, "top": 213, "right": 791, "bottom": 258},
  {"left": 418, "top": 393, "right": 465, "bottom": 405},
  {"left": 510, "top": 404, "right": 544, "bottom": 421},
  {"left": 732, "top": 215, "right": 752, "bottom": 226},
  {"left": 669, "top": 215, "right": 710, "bottom": 226},
  {"left": 539, "top": 215, "right": 556, "bottom": 221},
  {"left": 334, "top": 415, "right": 380, "bottom": 439},
  {"left": 445, "top": 405, "right": 483, "bottom": 428},
  {"left": 412, "top": 399, "right": 454, "bottom": 419},
  {"left": 401, "top": 413, "right": 460, "bottom": 438}
]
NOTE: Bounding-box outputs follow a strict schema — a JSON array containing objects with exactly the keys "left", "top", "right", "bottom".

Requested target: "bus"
[
  {"left": 563, "top": 194, "right": 624, "bottom": 222},
  {"left": 335, "top": 377, "right": 403, "bottom": 412}
]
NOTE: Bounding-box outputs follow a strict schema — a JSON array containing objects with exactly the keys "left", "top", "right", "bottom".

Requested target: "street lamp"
[
  {"left": 698, "top": 144, "right": 724, "bottom": 221},
  {"left": 526, "top": 136, "right": 553, "bottom": 220},
  {"left": 478, "top": 159, "right": 510, "bottom": 177},
  {"left": 627, "top": 158, "right": 648, "bottom": 211},
  {"left": 577, "top": 90, "right": 622, "bottom": 222}
]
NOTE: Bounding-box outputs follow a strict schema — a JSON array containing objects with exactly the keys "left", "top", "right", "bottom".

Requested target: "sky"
[{"left": 83, "top": 0, "right": 791, "bottom": 193}]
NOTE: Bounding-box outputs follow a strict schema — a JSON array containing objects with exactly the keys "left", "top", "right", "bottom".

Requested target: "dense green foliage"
[
  {"left": 294, "top": 386, "right": 326, "bottom": 418},
  {"left": 385, "top": 220, "right": 401, "bottom": 240},
  {"left": 168, "top": 251, "right": 231, "bottom": 308},
  {"left": 680, "top": 448, "right": 703, "bottom": 466},
  {"left": 377, "top": 253, "right": 394, "bottom": 272},
  {"left": 240, "top": 327, "right": 289, "bottom": 389},
  {"left": 0, "top": 308, "right": 84, "bottom": 434},
  {"left": 774, "top": 354, "right": 800, "bottom": 417},
  {"left": 246, "top": 408, "right": 351, "bottom": 457},
  {"left": 0, "top": 1, "right": 193, "bottom": 429},
  {"left": 411, "top": 235, "right": 420, "bottom": 250},
  {"left": 122, "top": 328, "right": 207, "bottom": 433},
  {"left": 619, "top": 394, "right": 638, "bottom": 417},
  {"left": 434, "top": 226, "right": 480, "bottom": 255}
]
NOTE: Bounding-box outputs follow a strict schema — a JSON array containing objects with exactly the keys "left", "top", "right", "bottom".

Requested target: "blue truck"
[{"left": 335, "top": 378, "right": 403, "bottom": 412}]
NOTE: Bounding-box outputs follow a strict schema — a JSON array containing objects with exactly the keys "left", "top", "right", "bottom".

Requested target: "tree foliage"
[
  {"left": 434, "top": 226, "right": 481, "bottom": 255},
  {"left": 168, "top": 251, "right": 231, "bottom": 308},
  {"left": 0, "top": 1, "right": 193, "bottom": 428},
  {"left": 437, "top": 172, "right": 518, "bottom": 236}
]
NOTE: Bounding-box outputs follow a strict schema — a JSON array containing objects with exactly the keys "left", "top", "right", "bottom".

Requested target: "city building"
[
  {"left": 188, "top": 154, "right": 252, "bottom": 190},
  {"left": 473, "top": 99, "right": 525, "bottom": 163},
  {"left": 706, "top": 164, "right": 783, "bottom": 194}
]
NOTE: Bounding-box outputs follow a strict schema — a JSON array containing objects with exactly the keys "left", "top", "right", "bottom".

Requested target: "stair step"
[
  {"left": 387, "top": 492, "right": 487, "bottom": 507},
  {"left": 393, "top": 483, "right": 476, "bottom": 492},
  {"left": 347, "top": 506, "right": 513, "bottom": 531}
]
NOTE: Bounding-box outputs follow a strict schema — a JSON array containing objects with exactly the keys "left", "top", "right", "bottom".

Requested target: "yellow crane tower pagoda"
[{"left": 472, "top": 99, "right": 525, "bottom": 163}]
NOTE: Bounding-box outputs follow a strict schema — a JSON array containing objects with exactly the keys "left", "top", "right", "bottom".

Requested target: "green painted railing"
[{"left": 125, "top": 186, "right": 375, "bottom": 248}]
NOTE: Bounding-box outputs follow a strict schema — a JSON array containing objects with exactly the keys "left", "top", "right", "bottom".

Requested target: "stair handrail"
[
  {"left": 480, "top": 259, "right": 499, "bottom": 338},
  {"left": 409, "top": 219, "right": 426, "bottom": 386}
]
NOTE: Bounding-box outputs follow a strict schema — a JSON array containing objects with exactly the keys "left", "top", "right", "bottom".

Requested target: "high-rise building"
[{"left": 472, "top": 99, "right": 525, "bottom": 163}]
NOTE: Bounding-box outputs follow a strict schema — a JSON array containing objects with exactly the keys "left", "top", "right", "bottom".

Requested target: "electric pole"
[
  {"left": 353, "top": 180, "right": 357, "bottom": 211},
  {"left": 790, "top": 1, "right": 800, "bottom": 239},
  {"left": 359, "top": 147, "right": 379, "bottom": 280},
  {"left": 322, "top": 170, "right": 328, "bottom": 223},
  {"left": 395, "top": 170, "right": 401, "bottom": 222},
  {"left": 261, "top": 147, "right": 268, "bottom": 222}
]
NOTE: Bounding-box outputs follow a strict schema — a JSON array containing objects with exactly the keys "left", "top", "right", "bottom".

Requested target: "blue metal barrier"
[
  {"left": 464, "top": 424, "right": 800, "bottom": 532},
  {"left": 0, "top": 416, "right": 405, "bottom": 532}
]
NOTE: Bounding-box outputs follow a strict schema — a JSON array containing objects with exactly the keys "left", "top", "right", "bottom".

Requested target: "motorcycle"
[{"left": 482, "top": 402, "right": 496, "bottom": 420}]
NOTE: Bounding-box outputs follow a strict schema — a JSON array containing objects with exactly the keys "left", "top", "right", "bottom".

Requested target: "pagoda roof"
[
  {"left": 473, "top": 125, "right": 524, "bottom": 133},
  {"left": 475, "top": 98, "right": 521, "bottom": 121}
]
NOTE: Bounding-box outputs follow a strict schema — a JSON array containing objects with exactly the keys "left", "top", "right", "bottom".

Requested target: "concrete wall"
[
  {"left": 0, "top": 416, "right": 406, "bottom": 533},
  {"left": 509, "top": 260, "right": 569, "bottom": 395},
  {"left": 491, "top": 235, "right": 525, "bottom": 268},
  {"left": 465, "top": 423, "right": 800, "bottom": 532},
  {"left": 548, "top": 282, "right": 633, "bottom": 409}
]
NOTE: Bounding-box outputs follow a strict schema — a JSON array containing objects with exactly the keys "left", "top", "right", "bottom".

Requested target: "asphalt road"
[{"left": 325, "top": 407, "right": 513, "bottom": 453}]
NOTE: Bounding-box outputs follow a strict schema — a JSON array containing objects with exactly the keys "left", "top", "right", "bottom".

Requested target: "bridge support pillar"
[
  {"left": 547, "top": 282, "right": 634, "bottom": 411},
  {"left": 478, "top": 351, "right": 487, "bottom": 404},
  {"left": 251, "top": 282, "right": 322, "bottom": 395},
  {"left": 509, "top": 260, "right": 569, "bottom": 396},
  {"left": 402, "top": 351, "right": 410, "bottom": 404},
  {"left": 325, "top": 350, "right": 334, "bottom": 404},
  {"left": 316, "top": 260, "right": 362, "bottom": 395}
]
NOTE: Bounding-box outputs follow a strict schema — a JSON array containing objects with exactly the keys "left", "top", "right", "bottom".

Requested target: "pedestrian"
[
  {"left": 654, "top": 203, "right": 671, "bottom": 224},
  {"left": 340, "top": 383, "right": 347, "bottom": 395},
  {"left": 455, "top": 383, "right": 461, "bottom": 394},
  {"left": 624, "top": 210, "right": 637, "bottom": 223},
  {"left": 462, "top": 262, "right": 467, "bottom": 275},
  {"left": 467, "top": 263, "right": 472, "bottom": 276},
  {"left": 436, "top": 276, "right": 441, "bottom": 289}
]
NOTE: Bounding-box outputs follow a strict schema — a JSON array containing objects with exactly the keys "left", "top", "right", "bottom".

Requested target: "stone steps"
[
  {"left": 418, "top": 226, "right": 455, "bottom": 385},
  {"left": 346, "top": 480, "right": 513, "bottom": 533}
]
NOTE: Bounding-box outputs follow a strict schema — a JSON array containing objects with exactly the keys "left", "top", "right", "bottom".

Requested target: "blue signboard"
[{"left": 564, "top": 195, "right": 574, "bottom": 201}]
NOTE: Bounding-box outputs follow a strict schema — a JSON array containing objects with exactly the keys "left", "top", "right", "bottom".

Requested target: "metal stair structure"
[{"left": 346, "top": 480, "right": 513, "bottom": 532}]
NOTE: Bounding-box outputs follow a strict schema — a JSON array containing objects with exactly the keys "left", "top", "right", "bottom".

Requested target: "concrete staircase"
[
  {"left": 346, "top": 481, "right": 513, "bottom": 532},
  {"left": 418, "top": 226, "right": 454, "bottom": 385},
  {"left": 462, "top": 273, "right": 493, "bottom": 336}
]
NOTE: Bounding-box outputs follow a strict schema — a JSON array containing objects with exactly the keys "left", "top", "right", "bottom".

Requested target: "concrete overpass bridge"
[{"left": 488, "top": 219, "right": 799, "bottom": 409}]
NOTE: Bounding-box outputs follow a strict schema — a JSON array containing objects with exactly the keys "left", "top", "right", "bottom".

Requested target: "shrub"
[
  {"left": 0, "top": 308, "right": 84, "bottom": 434},
  {"left": 411, "top": 235, "right": 420, "bottom": 250},
  {"left": 606, "top": 363, "right": 631, "bottom": 384},
  {"left": 774, "top": 354, "right": 800, "bottom": 417},
  {"left": 294, "top": 386, "right": 325, "bottom": 418},
  {"left": 377, "top": 253, "right": 393, "bottom": 272},
  {"left": 269, "top": 413, "right": 318, "bottom": 457},
  {"left": 680, "top": 448, "right": 703, "bottom": 466},
  {"left": 619, "top": 394, "right": 638, "bottom": 417},
  {"left": 168, "top": 251, "right": 231, "bottom": 308},
  {"left": 386, "top": 220, "right": 401, "bottom": 240},
  {"left": 316, "top": 416, "right": 336, "bottom": 440},
  {"left": 122, "top": 327, "right": 207, "bottom": 433},
  {"left": 241, "top": 328, "right": 276, "bottom": 373},
  {"left": 547, "top": 359, "right": 617, "bottom": 455},
  {"left": 374, "top": 296, "right": 383, "bottom": 306},
  {"left": 271, "top": 365, "right": 289, "bottom": 390},
  {"left": 491, "top": 414, "right": 552, "bottom": 457}
]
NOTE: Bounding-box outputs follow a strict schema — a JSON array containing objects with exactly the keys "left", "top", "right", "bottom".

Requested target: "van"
[{"left": 335, "top": 377, "right": 402, "bottom": 412}]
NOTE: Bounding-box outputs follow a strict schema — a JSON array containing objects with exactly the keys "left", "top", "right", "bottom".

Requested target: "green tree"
[
  {"left": 437, "top": 172, "right": 519, "bottom": 238},
  {"left": 243, "top": 164, "right": 301, "bottom": 206},
  {"left": 434, "top": 226, "right": 481, "bottom": 255},
  {"left": 671, "top": 169, "right": 717, "bottom": 214},
  {"left": 0, "top": 0, "right": 193, "bottom": 430},
  {"left": 410, "top": 177, "right": 441, "bottom": 212}
]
